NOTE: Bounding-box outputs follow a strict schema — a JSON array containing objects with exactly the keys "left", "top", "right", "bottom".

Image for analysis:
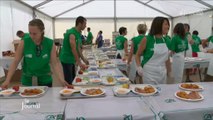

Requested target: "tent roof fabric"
[{"left": 21, "top": 0, "right": 213, "bottom": 18}]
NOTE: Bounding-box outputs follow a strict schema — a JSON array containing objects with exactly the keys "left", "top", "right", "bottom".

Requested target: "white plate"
[
  {"left": 88, "top": 71, "right": 99, "bottom": 76},
  {"left": 175, "top": 91, "right": 204, "bottom": 102},
  {"left": 0, "top": 89, "right": 15, "bottom": 97},
  {"left": 80, "top": 88, "right": 105, "bottom": 97},
  {"left": 117, "top": 77, "right": 129, "bottom": 83},
  {"left": 102, "top": 77, "right": 116, "bottom": 85},
  {"left": 179, "top": 83, "right": 204, "bottom": 91},
  {"left": 114, "top": 87, "right": 130, "bottom": 95},
  {"left": 73, "top": 77, "right": 89, "bottom": 85},
  {"left": 131, "top": 85, "right": 157, "bottom": 96},
  {"left": 89, "top": 78, "right": 102, "bottom": 84},
  {"left": 60, "top": 89, "right": 76, "bottom": 96},
  {"left": 19, "top": 88, "right": 45, "bottom": 98}
]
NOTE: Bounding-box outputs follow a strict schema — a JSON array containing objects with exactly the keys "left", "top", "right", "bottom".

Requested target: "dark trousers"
[{"left": 61, "top": 62, "right": 76, "bottom": 84}]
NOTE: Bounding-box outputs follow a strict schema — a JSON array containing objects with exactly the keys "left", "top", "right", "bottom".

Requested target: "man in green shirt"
[
  {"left": 86, "top": 27, "right": 93, "bottom": 45},
  {"left": 16, "top": 30, "right": 30, "bottom": 40},
  {"left": 115, "top": 27, "right": 128, "bottom": 59},
  {"left": 60, "top": 16, "right": 88, "bottom": 84}
]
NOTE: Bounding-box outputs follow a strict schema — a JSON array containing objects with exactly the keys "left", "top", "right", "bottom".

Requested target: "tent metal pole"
[
  {"left": 34, "top": 0, "right": 53, "bottom": 8},
  {"left": 194, "top": 0, "right": 213, "bottom": 9},
  {"left": 53, "top": 18, "right": 55, "bottom": 39},
  {"left": 114, "top": 0, "right": 117, "bottom": 32}
]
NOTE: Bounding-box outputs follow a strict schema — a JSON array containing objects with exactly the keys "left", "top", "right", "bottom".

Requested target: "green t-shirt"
[
  {"left": 86, "top": 32, "right": 93, "bottom": 44},
  {"left": 115, "top": 35, "right": 127, "bottom": 50},
  {"left": 191, "top": 35, "right": 201, "bottom": 52},
  {"left": 132, "top": 35, "right": 145, "bottom": 54},
  {"left": 164, "top": 35, "right": 172, "bottom": 50},
  {"left": 60, "top": 27, "right": 81, "bottom": 64},
  {"left": 141, "top": 35, "right": 170, "bottom": 67},
  {"left": 21, "top": 33, "right": 30, "bottom": 40},
  {"left": 171, "top": 34, "right": 188, "bottom": 53},
  {"left": 22, "top": 36, "right": 53, "bottom": 86},
  {"left": 207, "top": 36, "right": 213, "bottom": 43}
]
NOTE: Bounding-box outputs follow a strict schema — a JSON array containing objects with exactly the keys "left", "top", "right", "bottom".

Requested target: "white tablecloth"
[
  {"left": 0, "top": 87, "right": 66, "bottom": 120},
  {"left": 198, "top": 52, "right": 213, "bottom": 76},
  {"left": 0, "top": 57, "right": 22, "bottom": 70},
  {"left": 142, "top": 83, "right": 213, "bottom": 120}
]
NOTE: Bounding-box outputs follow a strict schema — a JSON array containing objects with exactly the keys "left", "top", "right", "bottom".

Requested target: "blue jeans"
[{"left": 61, "top": 62, "right": 76, "bottom": 84}]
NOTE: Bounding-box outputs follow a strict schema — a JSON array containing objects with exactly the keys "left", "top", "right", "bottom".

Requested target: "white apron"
[
  {"left": 143, "top": 38, "right": 169, "bottom": 85},
  {"left": 129, "top": 55, "right": 143, "bottom": 82},
  {"left": 116, "top": 50, "right": 124, "bottom": 58},
  {"left": 186, "top": 44, "right": 192, "bottom": 57},
  {"left": 172, "top": 52, "right": 185, "bottom": 83}
]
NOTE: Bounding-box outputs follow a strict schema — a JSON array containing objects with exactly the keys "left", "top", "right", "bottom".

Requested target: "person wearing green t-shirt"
[
  {"left": 135, "top": 17, "right": 170, "bottom": 85},
  {"left": 171, "top": 23, "right": 189, "bottom": 83},
  {"left": 115, "top": 27, "right": 128, "bottom": 59},
  {"left": 127, "top": 24, "right": 147, "bottom": 83},
  {"left": 184, "top": 23, "right": 194, "bottom": 57},
  {"left": 1, "top": 19, "right": 70, "bottom": 88},
  {"left": 16, "top": 30, "right": 30, "bottom": 40},
  {"left": 60, "top": 16, "right": 88, "bottom": 84},
  {"left": 203, "top": 35, "right": 213, "bottom": 53},
  {"left": 86, "top": 27, "right": 93, "bottom": 45},
  {"left": 191, "top": 30, "right": 201, "bottom": 55}
]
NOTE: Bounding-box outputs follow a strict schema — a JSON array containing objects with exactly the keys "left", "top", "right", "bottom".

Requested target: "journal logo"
[{"left": 21, "top": 99, "right": 40, "bottom": 110}]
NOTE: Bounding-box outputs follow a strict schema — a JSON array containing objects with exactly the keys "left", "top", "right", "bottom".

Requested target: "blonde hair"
[{"left": 137, "top": 24, "right": 147, "bottom": 34}]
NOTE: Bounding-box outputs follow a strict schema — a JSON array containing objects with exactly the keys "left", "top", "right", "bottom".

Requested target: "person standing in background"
[
  {"left": 127, "top": 24, "right": 147, "bottom": 83},
  {"left": 16, "top": 30, "right": 30, "bottom": 40},
  {"left": 60, "top": 16, "right": 88, "bottom": 84},
  {"left": 86, "top": 27, "right": 93, "bottom": 45},
  {"left": 191, "top": 30, "right": 201, "bottom": 74},
  {"left": 184, "top": 23, "right": 194, "bottom": 81},
  {"left": 115, "top": 27, "right": 128, "bottom": 59},
  {"left": 171, "top": 23, "right": 188, "bottom": 83},
  {"left": 96, "top": 30, "right": 103, "bottom": 48},
  {"left": 135, "top": 17, "right": 170, "bottom": 85},
  {"left": 1, "top": 19, "right": 69, "bottom": 88}
]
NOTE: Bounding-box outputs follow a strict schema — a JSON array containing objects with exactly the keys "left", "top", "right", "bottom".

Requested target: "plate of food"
[
  {"left": 179, "top": 83, "right": 203, "bottom": 91},
  {"left": 89, "top": 78, "right": 102, "bottom": 84},
  {"left": 80, "top": 88, "right": 105, "bottom": 97},
  {"left": 175, "top": 91, "right": 204, "bottom": 102},
  {"left": 102, "top": 76, "right": 116, "bottom": 85},
  {"left": 117, "top": 77, "right": 129, "bottom": 83},
  {"left": 114, "top": 87, "right": 130, "bottom": 95},
  {"left": 88, "top": 71, "right": 99, "bottom": 76},
  {"left": 19, "top": 88, "right": 45, "bottom": 97},
  {"left": 131, "top": 85, "right": 157, "bottom": 96},
  {"left": 73, "top": 77, "right": 89, "bottom": 85},
  {"left": 60, "top": 88, "right": 76, "bottom": 96},
  {"left": 0, "top": 89, "right": 15, "bottom": 97}
]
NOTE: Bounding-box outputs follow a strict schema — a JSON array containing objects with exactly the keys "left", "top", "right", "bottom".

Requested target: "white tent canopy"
[{"left": 21, "top": 0, "right": 212, "bottom": 18}]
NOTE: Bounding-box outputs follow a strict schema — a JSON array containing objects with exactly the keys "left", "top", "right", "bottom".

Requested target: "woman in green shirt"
[
  {"left": 171, "top": 23, "right": 188, "bottom": 83},
  {"left": 127, "top": 24, "right": 147, "bottom": 83},
  {"left": 135, "top": 17, "right": 170, "bottom": 85},
  {"left": 115, "top": 27, "right": 128, "bottom": 59},
  {"left": 1, "top": 19, "right": 69, "bottom": 88}
]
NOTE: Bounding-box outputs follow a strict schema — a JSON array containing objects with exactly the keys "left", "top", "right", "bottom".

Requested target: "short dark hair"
[
  {"left": 192, "top": 30, "right": 199, "bottom": 35},
  {"left": 149, "top": 17, "right": 170, "bottom": 36},
  {"left": 119, "top": 27, "right": 127, "bottom": 35},
  {"left": 87, "top": 27, "right": 91, "bottom": 31},
  {"left": 173, "top": 23, "right": 185, "bottom": 39},
  {"left": 99, "top": 30, "right": 102, "bottom": 34},
  {"left": 16, "top": 30, "right": 24, "bottom": 36},
  {"left": 75, "top": 16, "right": 86, "bottom": 26},
  {"left": 184, "top": 23, "right": 190, "bottom": 31}
]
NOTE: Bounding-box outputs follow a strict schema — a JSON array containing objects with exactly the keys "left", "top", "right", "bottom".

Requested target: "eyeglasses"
[{"left": 35, "top": 45, "right": 42, "bottom": 57}]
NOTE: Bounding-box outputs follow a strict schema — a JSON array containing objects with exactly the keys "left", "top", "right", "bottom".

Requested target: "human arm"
[
  {"left": 1, "top": 41, "right": 24, "bottom": 89},
  {"left": 50, "top": 44, "right": 70, "bottom": 86},
  {"left": 69, "top": 34, "right": 85, "bottom": 68},
  {"left": 127, "top": 41, "right": 134, "bottom": 64}
]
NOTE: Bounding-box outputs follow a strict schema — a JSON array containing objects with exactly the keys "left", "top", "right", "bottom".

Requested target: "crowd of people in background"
[{"left": 1, "top": 15, "right": 213, "bottom": 88}]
